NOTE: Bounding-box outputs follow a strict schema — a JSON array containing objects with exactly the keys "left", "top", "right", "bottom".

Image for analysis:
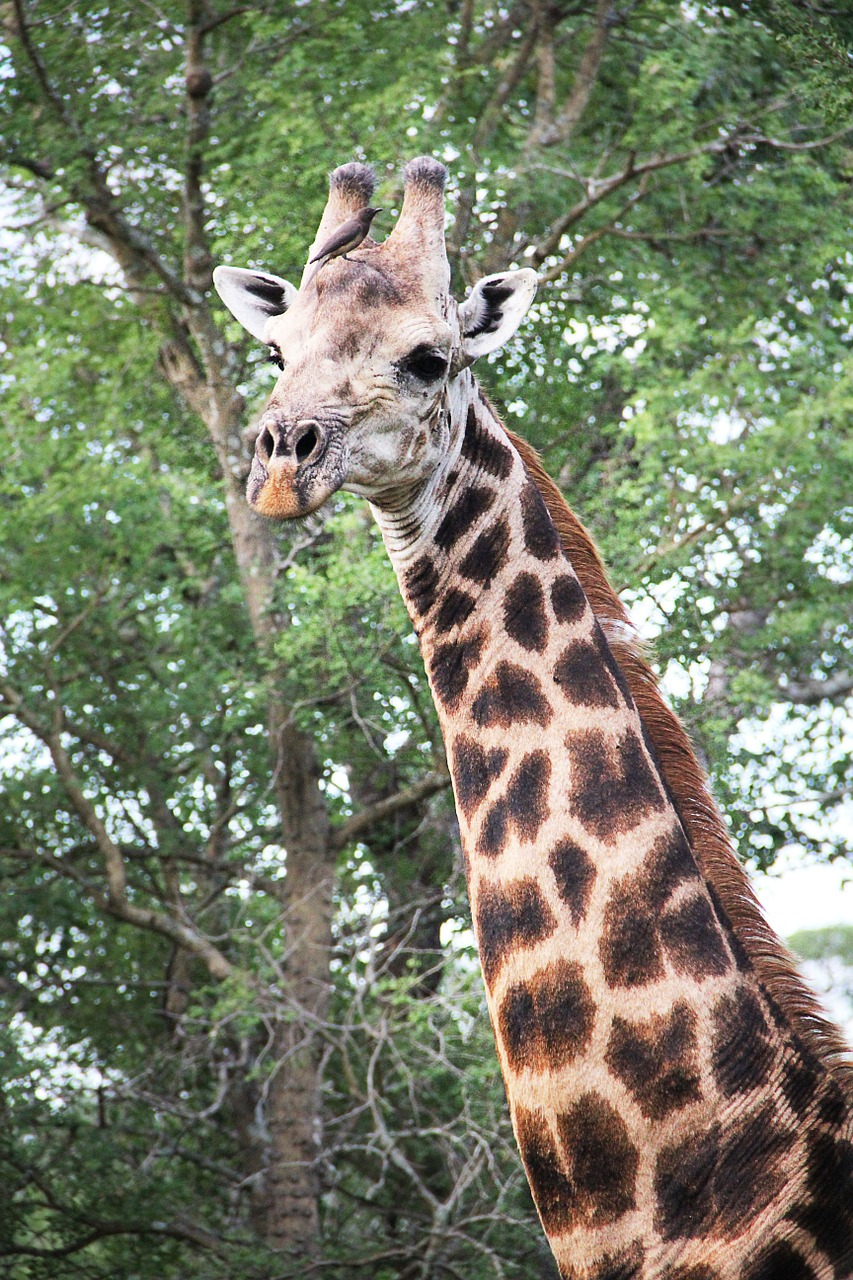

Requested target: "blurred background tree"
[{"left": 1, "top": 1, "right": 851, "bottom": 1275}]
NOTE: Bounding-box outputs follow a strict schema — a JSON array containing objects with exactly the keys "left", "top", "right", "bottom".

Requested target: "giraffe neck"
[{"left": 372, "top": 378, "right": 853, "bottom": 1280}]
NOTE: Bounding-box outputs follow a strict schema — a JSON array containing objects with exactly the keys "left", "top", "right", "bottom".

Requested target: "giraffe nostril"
[
  {"left": 295, "top": 427, "right": 319, "bottom": 463},
  {"left": 258, "top": 427, "right": 275, "bottom": 462}
]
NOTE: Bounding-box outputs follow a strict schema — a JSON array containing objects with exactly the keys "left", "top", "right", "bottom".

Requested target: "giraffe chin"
[{"left": 247, "top": 458, "right": 338, "bottom": 520}]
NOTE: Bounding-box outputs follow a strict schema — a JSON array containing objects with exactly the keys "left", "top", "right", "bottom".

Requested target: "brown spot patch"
[
  {"left": 742, "top": 1244, "right": 816, "bottom": 1280},
  {"left": 458, "top": 516, "right": 512, "bottom": 588},
  {"left": 498, "top": 958, "right": 594, "bottom": 1072},
  {"left": 551, "top": 572, "right": 587, "bottom": 624},
  {"left": 514, "top": 1106, "right": 574, "bottom": 1236},
  {"left": 790, "top": 1131, "right": 853, "bottom": 1269},
  {"left": 817, "top": 1077, "right": 847, "bottom": 1126},
  {"left": 476, "top": 877, "right": 557, "bottom": 987},
  {"left": 471, "top": 662, "right": 552, "bottom": 729},
  {"left": 451, "top": 735, "right": 509, "bottom": 821},
  {"left": 555, "top": 1093, "right": 639, "bottom": 1227},
  {"left": 600, "top": 867, "right": 665, "bottom": 989},
  {"left": 404, "top": 554, "right": 440, "bottom": 617},
  {"left": 520, "top": 478, "right": 561, "bottom": 560},
  {"left": 504, "top": 572, "right": 549, "bottom": 653},
  {"left": 505, "top": 750, "right": 551, "bottom": 841},
  {"left": 547, "top": 837, "right": 596, "bottom": 926},
  {"left": 592, "top": 1244, "right": 645, "bottom": 1280},
  {"left": 713, "top": 1103, "right": 793, "bottom": 1233},
  {"left": 605, "top": 1002, "right": 702, "bottom": 1120},
  {"left": 644, "top": 824, "right": 698, "bottom": 911},
  {"left": 779, "top": 1052, "right": 821, "bottom": 1119},
  {"left": 478, "top": 748, "right": 552, "bottom": 857},
  {"left": 599, "top": 831, "right": 719, "bottom": 990},
  {"left": 565, "top": 726, "right": 665, "bottom": 841},
  {"left": 656, "top": 1041, "right": 795, "bottom": 1240},
  {"left": 433, "top": 586, "right": 477, "bottom": 634},
  {"left": 434, "top": 485, "right": 495, "bottom": 553},
  {"left": 461, "top": 405, "right": 514, "bottom": 479},
  {"left": 654, "top": 1128, "right": 719, "bottom": 1241},
  {"left": 593, "top": 620, "right": 633, "bottom": 702},
  {"left": 478, "top": 796, "right": 508, "bottom": 857},
  {"left": 428, "top": 627, "right": 487, "bottom": 710},
  {"left": 660, "top": 893, "right": 731, "bottom": 981},
  {"left": 711, "top": 987, "right": 776, "bottom": 1097},
  {"left": 553, "top": 632, "right": 622, "bottom": 709}
]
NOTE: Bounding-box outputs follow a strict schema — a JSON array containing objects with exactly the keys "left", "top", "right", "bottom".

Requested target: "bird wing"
[{"left": 308, "top": 218, "right": 358, "bottom": 263}]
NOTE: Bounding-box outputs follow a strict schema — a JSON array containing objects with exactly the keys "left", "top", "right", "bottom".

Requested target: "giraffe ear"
[
  {"left": 458, "top": 269, "right": 538, "bottom": 363},
  {"left": 212, "top": 266, "right": 298, "bottom": 343}
]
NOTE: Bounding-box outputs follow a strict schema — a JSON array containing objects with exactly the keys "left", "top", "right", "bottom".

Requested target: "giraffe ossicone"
[{"left": 214, "top": 158, "right": 853, "bottom": 1280}]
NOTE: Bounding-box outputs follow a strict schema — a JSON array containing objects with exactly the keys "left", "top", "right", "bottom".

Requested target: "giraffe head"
[{"left": 213, "top": 158, "right": 537, "bottom": 518}]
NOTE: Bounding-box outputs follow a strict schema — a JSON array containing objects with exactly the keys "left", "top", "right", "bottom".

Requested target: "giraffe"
[{"left": 213, "top": 158, "right": 853, "bottom": 1280}]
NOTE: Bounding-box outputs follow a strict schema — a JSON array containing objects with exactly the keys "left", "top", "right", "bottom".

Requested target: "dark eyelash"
[
  {"left": 266, "top": 348, "right": 284, "bottom": 370},
  {"left": 398, "top": 347, "right": 448, "bottom": 382}
]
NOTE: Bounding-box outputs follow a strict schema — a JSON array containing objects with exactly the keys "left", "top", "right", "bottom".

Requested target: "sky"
[
  {"left": 754, "top": 852, "right": 853, "bottom": 937},
  {"left": 751, "top": 854, "right": 853, "bottom": 1039}
]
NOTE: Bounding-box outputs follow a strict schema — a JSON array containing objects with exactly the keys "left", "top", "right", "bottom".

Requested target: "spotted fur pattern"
[{"left": 376, "top": 381, "right": 853, "bottom": 1280}]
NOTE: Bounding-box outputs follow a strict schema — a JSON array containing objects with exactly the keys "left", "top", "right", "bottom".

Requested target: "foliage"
[{"left": 790, "top": 924, "right": 853, "bottom": 966}]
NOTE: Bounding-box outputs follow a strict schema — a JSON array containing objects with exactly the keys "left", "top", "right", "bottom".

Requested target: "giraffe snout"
[
  {"left": 256, "top": 414, "right": 327, "bottom": 470},
  {"left": 248, "top": 411, "right": 346, "bottom": 520}
]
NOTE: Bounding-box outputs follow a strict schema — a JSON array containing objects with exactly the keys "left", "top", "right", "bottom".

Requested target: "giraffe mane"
[{"left": 505, "top": 426, "right": 853, "bottom": 1088}]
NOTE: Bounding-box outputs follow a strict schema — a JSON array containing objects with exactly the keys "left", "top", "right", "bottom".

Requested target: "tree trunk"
[
  {"left": 206, "top": 389, "right": 334, "bottom": 1257},
  {"left": 262, "top": 710, "right": 333, "bottom": 1257}
]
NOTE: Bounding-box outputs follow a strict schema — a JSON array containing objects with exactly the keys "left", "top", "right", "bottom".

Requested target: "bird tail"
[{"left": 304, "top": 259, "right": 325, "bottom": 287}]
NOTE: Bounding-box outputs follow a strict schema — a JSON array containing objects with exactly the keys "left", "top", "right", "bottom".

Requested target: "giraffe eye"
[
  {"left": 266, "top": 345, "right": 284, "bottom": 371},
  {"left": 398, "top": 346, "right": 448, "bottom": 382}
]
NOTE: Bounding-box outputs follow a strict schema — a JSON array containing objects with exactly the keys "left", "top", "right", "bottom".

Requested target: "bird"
[{"left": 308, "top": 206, "right": 382, "bottom": 266}]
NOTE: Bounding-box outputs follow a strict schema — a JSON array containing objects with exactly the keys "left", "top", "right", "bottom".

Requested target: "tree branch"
[
  {"left": 448, "top": 11, "right": 539, "bottom": 264},
  {"left": 200, "top": 4, "right": 252, "bottom": 35},
  {"left": 523, "top": 124, "right": 853, "bottom": 271},
  {"left": 183, "top": 0, "right": 215, "bottom": 298},
  {"left": 9, "top": 0, "right": 199, "bottom": 306},
  {"left": 471, "top": 18, "right": 539, "bottom": 155},
  {"left": 331, "top": 771, "right": 450, "bottom": 852},
  {"left": 782, "top": 671, "right": 853, "bottom": 705},
  {"left": 0, "top": 680, "right": 238, "bottom": 982},
  {"left": 0, "top": 1213, "right": 224, "bottom": 1260},
  {"left": 527, "top": 0, "right": 613, "bottom": 150},
  {"left": 537, "top": 183, "right": 647, "bottom": 283}
]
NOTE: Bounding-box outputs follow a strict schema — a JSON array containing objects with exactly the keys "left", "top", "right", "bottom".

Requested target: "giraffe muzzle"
[
  {"left": 256, "top": 415, "right": 327, "bottom": 471},
  {"left": 248, "top": 413, "right": 346, "bottom": 519}
]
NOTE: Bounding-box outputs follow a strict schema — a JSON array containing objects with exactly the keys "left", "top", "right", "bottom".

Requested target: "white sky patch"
[
  {"left": 562, "top": 309, "right": 650, "bottom": 363},
  {"left": 797, "top": 955, "right": 853, "bottom": 1040},
  {"left": 752, "top": 850, "right": 853, "bottom": 936},
  {"left": 751, "top": 855, "right": 853, "bottom": 1039},
  {"left": 9, "top": 1014, "right": 117, "bottom": 1106},
  {"left": 805, "top": 518, "right": 853, "bottom": 584},
  {"left": 383, "top": 728, "right": 410, "bottom": 753},
  {"left": 0, "top": 186, "right": 123, "bottom": 295}
]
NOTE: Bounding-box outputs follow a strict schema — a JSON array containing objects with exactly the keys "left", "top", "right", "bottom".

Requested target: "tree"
[{"left": 1, "top": 2, "right": 851, "bottom": 1274}]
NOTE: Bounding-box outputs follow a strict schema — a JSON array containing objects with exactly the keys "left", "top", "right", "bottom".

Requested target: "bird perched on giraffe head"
[{"left": 309, "top": 206, "right": 382, "bottom": 266}]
